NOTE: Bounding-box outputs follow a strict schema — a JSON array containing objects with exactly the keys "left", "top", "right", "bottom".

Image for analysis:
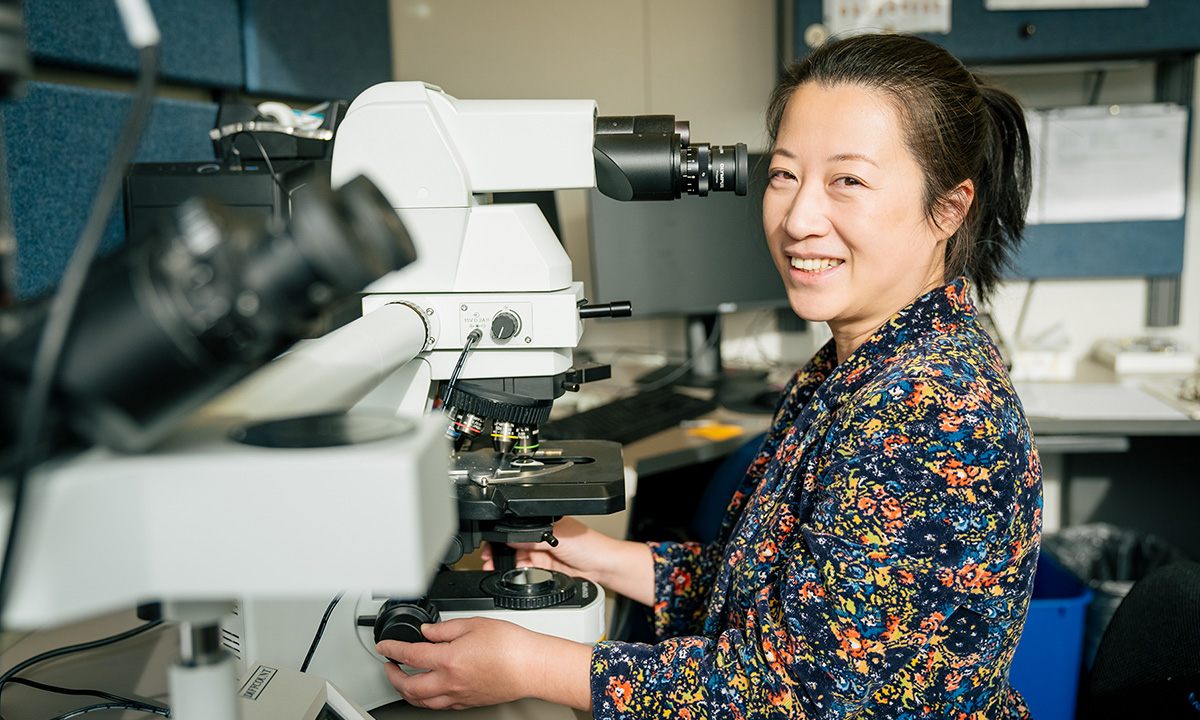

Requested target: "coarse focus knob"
[
  {"left": 373, "top": 598, "right": 440, "bottom": 644},
  {"left": 491, "top": 310, "right": 521, "bottom": 340}
]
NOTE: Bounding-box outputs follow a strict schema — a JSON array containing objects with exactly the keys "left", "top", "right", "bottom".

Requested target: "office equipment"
[
  {"left": 123, "top": 159, "right": 318, "bottom": 245},
  {"left": 1090, "top": 337, "right": 1198, "bottom": 375},
  {"left": 587, "top": 153, "right": 788, "bottom": 389},
  {"left": 541, "top": 386, "right": 719, "bottom": 446}
]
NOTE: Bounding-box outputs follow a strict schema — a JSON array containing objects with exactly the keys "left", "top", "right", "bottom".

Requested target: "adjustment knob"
[
  {"left": 491, "top": 310, "right": 521, "bottom": 340},
  {"left": 373, "top": 598, "right": 440, "bottom": 643},
  {"left": 480, "top": 567, "right": 575, "bottom": 610}
]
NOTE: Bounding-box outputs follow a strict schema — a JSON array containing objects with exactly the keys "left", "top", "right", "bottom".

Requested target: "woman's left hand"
[{"left": 376, "top": 617, "right": 593, "bottom": 711}]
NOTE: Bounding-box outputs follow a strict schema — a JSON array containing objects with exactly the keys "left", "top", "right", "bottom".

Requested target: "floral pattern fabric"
[{"left": 591, "top": 279, "right": 1042, "bottom": 719}]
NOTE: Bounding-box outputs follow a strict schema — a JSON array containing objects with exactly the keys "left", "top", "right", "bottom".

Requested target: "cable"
[
  {"left": 0, "top": 620, "right": 164, "bottom": 718},
  {"left": 0, "top": 620, "right": 164, "bottom": 689},
  {"left": 3, "top": 678, "right": 167, "bottom": 716},
  {"left": 637, "top": 318, "right": 724, "bottom": 393},
  {"left": 0, "top": 44, "right": 160, "bottom": 626},
  {"left": 299, "top": 591, "right": 344, "bottom": 673},
  {"left": 222, "top": 130, "right": 288, "bottom": 201},
  {"left": 46, "top": 702, "right": 169, "bottom": 720},
  {"left": 441, "top": 328, "right": 483, "bottom": 410}
]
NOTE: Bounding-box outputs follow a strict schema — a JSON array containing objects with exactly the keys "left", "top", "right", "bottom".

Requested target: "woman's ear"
[{"left": 934, "top": 179, "right": 975, "bottom": 241}]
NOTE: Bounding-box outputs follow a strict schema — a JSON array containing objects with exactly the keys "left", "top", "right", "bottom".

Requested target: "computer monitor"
[{"left": 586, "top": 154, "right": 791, "bottom": 391}]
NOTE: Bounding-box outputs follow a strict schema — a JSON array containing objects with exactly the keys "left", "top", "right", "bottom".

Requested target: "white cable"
[{"left": 113, "top": 0, "right": 161, "bottom": 49}]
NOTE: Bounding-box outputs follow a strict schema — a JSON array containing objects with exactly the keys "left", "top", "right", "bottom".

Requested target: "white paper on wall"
[
  {"left": 823, "top": 0, "right": 953, "bottom": 37},
  {"left": 1032, "top": 103, "right": 1188, "bottom": 225}
]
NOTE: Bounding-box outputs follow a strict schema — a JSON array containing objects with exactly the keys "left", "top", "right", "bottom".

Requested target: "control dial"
[
  {"left": 373, "top": 598, "right": 440, "bottom": 643},
  {"left": 490, "top": 310, "right": 521, "bottom": 341},
  {"left": 479, "top": 567, "right": 575, "bottom": 610}
]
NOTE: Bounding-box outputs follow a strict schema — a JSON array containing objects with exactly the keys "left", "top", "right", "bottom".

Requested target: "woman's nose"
[{"left": 782, "top": 185, "right": 831, "bottom": 240}]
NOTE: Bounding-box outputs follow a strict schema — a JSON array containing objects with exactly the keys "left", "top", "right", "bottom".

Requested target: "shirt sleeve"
[
  {"left": 590, "top": 377, "right": 1038, "bottom": 719},
  {"left": 645, "top": 540, "right": 723, "bottom": 639}
]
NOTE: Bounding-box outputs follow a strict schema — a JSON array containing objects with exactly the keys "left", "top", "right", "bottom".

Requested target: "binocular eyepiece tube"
[{"left": 593, "top": 114, "right": 748, "bottom": 201}]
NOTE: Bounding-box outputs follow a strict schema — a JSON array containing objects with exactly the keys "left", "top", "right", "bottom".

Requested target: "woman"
[{"left": 378, "top": 32, "right": 1042, "bottom": 718}]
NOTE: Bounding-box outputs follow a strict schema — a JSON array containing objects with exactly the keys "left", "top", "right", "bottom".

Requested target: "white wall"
[{"left": 388, "top": 1, "right": 1200, "bottom": 376}]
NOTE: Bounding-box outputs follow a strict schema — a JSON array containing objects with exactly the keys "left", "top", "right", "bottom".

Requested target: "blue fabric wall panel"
[
  {"left": 25, "top": 0, "right": 243, "bottom": 88},
  {"left": 1009, "top": 221, "right": 1186, "bottom": 280},
  {"left": 242, "top": 0, "right": 391, "bottom": 100},
  {"left": 2, "top": 82, "right": 218, "bottom": 299}
]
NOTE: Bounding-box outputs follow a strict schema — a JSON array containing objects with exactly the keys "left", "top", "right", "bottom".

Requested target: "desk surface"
[{"left": 592, "top": 360, "right": 1200, "bottom": 477}]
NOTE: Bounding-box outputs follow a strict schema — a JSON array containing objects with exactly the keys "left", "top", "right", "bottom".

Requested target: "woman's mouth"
[{"left": 790, "top": 257, "right": 844, "bottom": 274}]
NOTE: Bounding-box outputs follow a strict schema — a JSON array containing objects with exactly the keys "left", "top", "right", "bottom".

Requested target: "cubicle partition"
[{"left": 2, "top": 0, "right": 393, "bottom": 301}]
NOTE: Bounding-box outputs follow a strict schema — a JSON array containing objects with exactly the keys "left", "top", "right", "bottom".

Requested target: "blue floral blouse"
[{"left": 590, "top": 279, "right": 1042, "bottom": 719}]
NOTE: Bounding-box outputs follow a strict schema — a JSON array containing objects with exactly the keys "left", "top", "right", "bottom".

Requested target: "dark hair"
[{"left": 766, "top": 33, "right": 1031, "bottom": 302}]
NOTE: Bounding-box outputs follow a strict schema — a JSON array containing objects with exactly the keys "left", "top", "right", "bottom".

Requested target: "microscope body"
[
  {"left": 331, "top": 81, "right": 595, "bottom": 419},
  {"left": 224, "top": 81, "right": 747, "bottom": 710}
]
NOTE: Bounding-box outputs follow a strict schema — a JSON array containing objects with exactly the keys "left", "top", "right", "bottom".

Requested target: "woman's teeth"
[{"left": 790, "top": 257, "right": 843, "bottom": 273}]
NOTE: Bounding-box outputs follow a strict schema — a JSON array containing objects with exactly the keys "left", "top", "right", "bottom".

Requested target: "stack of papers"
[{"left": 1014, "top": 382, "right": 1190, "bottom": 421}]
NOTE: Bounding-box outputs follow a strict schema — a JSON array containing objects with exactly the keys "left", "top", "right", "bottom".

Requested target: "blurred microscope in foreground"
[{"left": 225, "top": 81, "right": 748, "bottom": 711}]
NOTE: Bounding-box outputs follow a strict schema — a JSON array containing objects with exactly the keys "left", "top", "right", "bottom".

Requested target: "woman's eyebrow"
[
  {"left": 770, "top": 149, "right": 879, "bottom": 167},
  {"left": 829, "top": 153, "right": 878, "bottom": 167}
]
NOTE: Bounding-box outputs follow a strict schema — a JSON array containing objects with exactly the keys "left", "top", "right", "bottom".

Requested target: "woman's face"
[{"left": 763, "top": 82, "right": 954, "bottom": 361}]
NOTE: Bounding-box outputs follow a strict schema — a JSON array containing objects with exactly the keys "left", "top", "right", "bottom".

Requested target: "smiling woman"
[
  {"left": 762, "top": 34, "right": 1031, "bottom": 364},
  {"left": 763, "top": 82, "right": 955, "bottom": 362},
  {"left": 375, "top": 33, "right": 1042, "bottom": 720}
]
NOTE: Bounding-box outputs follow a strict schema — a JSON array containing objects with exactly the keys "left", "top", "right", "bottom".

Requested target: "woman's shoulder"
[{"left": 854, "top": 320, "right": 1027, "bottom": 428}]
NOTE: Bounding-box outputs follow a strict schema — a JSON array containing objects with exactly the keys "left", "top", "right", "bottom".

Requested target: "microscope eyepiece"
[{"left": 593, "top": 115, "right": 747, "bottom": 201}]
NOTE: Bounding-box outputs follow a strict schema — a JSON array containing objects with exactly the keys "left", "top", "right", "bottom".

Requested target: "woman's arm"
[{"left": 482, "top": 516, "right": 655, "bottom": 606}]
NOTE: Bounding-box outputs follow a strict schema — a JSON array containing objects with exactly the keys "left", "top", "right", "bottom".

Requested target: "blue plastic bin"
[{"left": 1010, "top": 554, "right": 1093, "bottom": 720}]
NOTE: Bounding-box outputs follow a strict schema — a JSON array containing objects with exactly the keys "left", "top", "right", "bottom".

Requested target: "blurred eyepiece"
[
  {"left": 593, "top": 114, "right": 747, "bottom": 201},
  {"left": 0, "top": 174, "right": 415, "bottom": 454}
]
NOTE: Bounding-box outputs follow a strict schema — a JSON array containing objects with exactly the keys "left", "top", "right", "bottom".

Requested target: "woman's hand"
[
  {"left": 480, "top": 517, "right": 654, "bottom": 606},
  {"left": 377, "top": 617, "right": 592, "bottom": 711}
]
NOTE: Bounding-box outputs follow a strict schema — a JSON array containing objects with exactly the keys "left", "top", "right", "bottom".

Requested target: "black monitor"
[{"left": 586, "top": 155, "right": 791, "bottom": 389}]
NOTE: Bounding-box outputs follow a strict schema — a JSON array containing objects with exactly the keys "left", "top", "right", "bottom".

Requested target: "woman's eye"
[
  {"left": 769, "top": 169, "right": 795, "bottom": 183},
  {"left": 834, "top": 176, "right": 862, "bottom": 187}
]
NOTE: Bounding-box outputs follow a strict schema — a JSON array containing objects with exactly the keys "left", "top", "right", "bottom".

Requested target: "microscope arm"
[{"left": 198, "top": 302, "right": 431, "bottom": 422}]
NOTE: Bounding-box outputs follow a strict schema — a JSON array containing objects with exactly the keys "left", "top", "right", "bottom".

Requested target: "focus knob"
[
  {"left": 491, "top": 310, "right": 521, "bottom": 340},
  {"left": 373, "top": 598, "right": 440, "bottom": 643}
]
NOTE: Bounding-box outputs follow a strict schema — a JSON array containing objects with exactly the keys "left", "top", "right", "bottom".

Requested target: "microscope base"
[{"left": 226, "top": 576, "right": 607, "bottom": 711}]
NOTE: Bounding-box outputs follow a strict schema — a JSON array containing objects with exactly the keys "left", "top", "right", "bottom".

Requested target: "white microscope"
[
  {"left": 221, "top": 81, "right": 750, "bottom": 712},
  {"left": 0, "top": 79, "right": 746, "bottom": 718}
]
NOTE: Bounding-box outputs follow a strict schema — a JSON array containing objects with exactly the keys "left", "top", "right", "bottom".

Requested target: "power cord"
[
  {"left": 3, "top": 678, "right": 167, "bottom": 717},
  {"left": 222, "top": 130, "right": 288, "bottom": 201},
  {"left": 0, "top": 619, "right": 165, "bottom": 719},
  {"left": 636, "top": 320, "right": 723, "bottom": 393},
  {"left": 299, "top": 591, "right": 344, "bottom": 673},
  {"left": 46, "top": 701, "right": 169, "bottom": 720},
  {"left": 441, "top": 328, "right": 483, "bottom": 409}
]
